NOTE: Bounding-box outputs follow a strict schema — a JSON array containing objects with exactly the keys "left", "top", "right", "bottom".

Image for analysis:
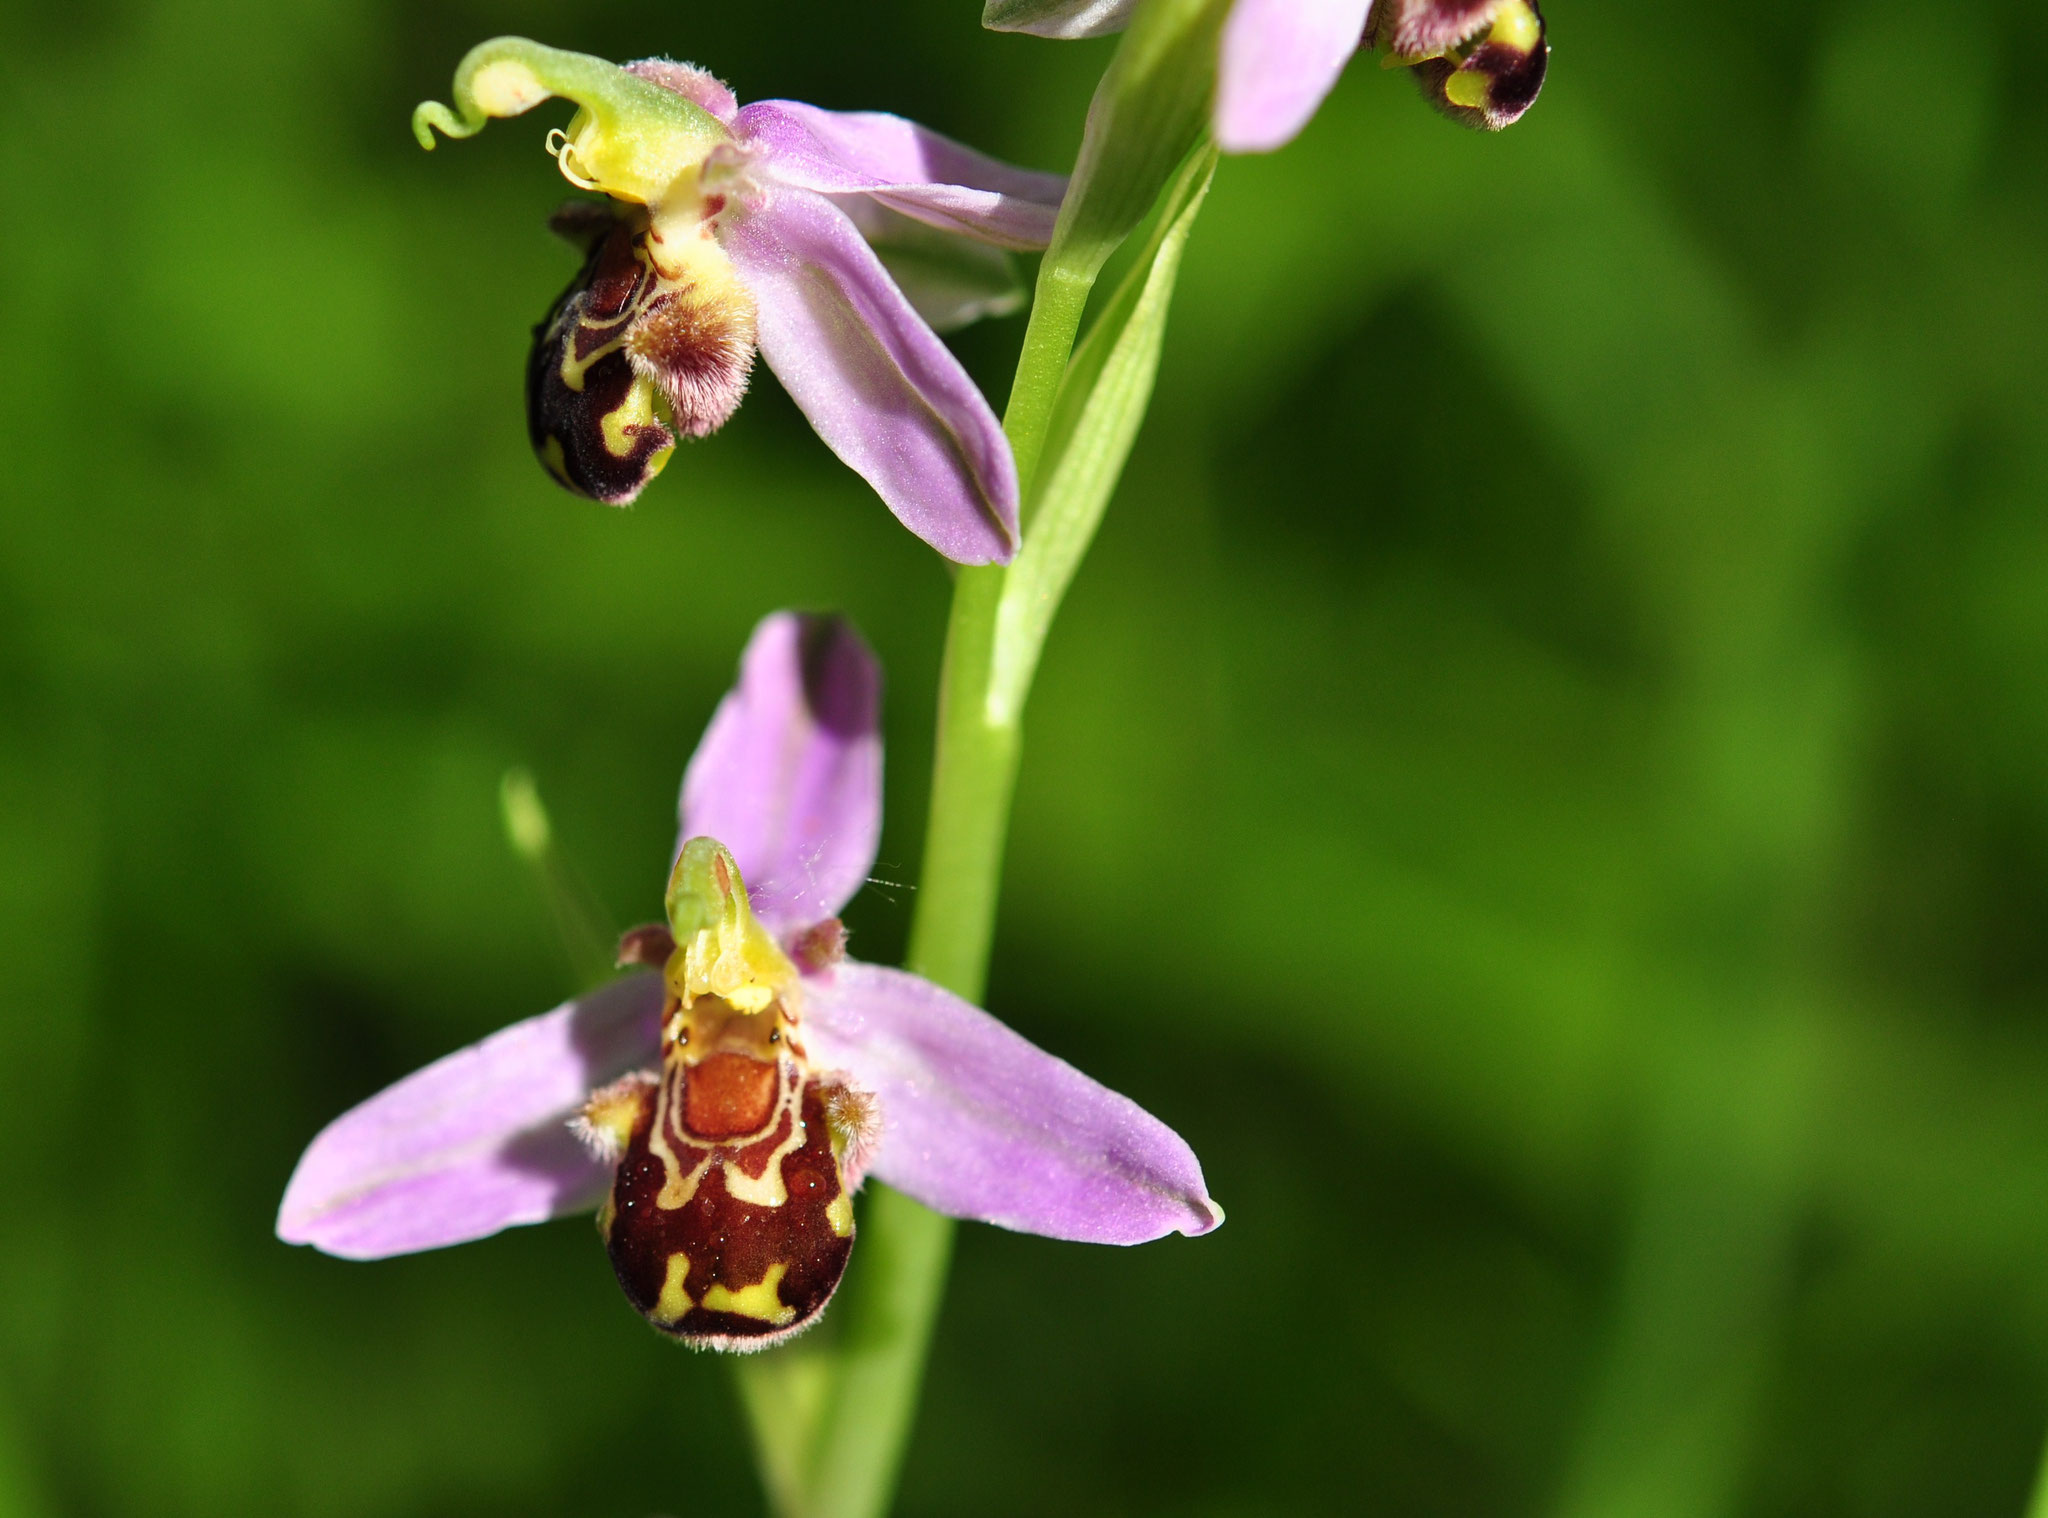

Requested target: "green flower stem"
[
  {"left": 780, "top": 153, "right": 1216, "bottom": 1518},
  {"left": 778, "top": 291, "right": 1089, "bottom": 1518},
  {"left": 742, "top": 1185, "right": 957, "bottom": 1518},
  {"left": 905, "top": 558, "right": 1025, "bottom": 1002},
  {"left": 1004, "top": 264, "right": 1097, "bottom": 503},
  {"left": 737, "top": 8, "right": 1227, "bottom": 1507},
  {"left": 2027, "top": 1435, "right": 2048, "bottom": 1518},
  {"left": 733, "top": 261, "right": 1093, "bottom": 1518},
  {"left": 746, "top": 135, "right": 1219, "bottom": 1518}
]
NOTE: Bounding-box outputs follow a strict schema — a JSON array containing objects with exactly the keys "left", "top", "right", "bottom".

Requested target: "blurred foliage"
[{"left": 3, "top": 0, "right": 2048, "bottom": 1513}]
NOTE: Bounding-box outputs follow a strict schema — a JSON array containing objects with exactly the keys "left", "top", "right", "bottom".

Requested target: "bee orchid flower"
[
  {"left": 277, "top": 613, "right": 1221, "bottom": 1349},
  {"left": 984, "top": 0, "right": 1548, "bottom": 150},
  {"left": 418, "top": 39, "right": 1071, "bottom": 565}
]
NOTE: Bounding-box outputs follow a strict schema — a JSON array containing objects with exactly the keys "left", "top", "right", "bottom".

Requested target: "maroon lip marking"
[
  {"left": 604, "top": 1068, "right": 857, "bottom": 1347},
  {"left": 526, "top": 218, "right": 676, "bottom": 503},
  {"left": 684, "top": 1052, "right": 779, "bottom": 1140}
]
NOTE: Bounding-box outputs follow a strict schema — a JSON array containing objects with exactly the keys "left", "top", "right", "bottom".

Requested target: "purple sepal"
[
  {"left": 737, "top": 100, "right": 1066, "bottom": 251},
  {"left": 722, "top": 186, "right": 1020, "bottom": 565},
  {"left": 802, "top": 962, "right": 1224, "bottom": 1244},
  {"left": 276, "top": 974, "right": 663, "bottom": 1259},
  {"left": 679, "top": 612, "right": 883, "bottom": 937},
  {"left": 1213, "top": 0, "right": 1373, "bottom": 153},
  {"left": 624, "top": 58, "right": 739, "bottom": 124}
]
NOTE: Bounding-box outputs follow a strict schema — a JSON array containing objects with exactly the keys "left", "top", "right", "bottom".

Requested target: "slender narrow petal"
[
  {"left": 834, "top": 197, "right": 1028, "bottom": 334},
  {"left": 737, "top": 100, "right": 1066, "bottom": 251},
  {"left": 802, "top": 962, "right": 1223, "bottom": 1244},
  {"left": 277, "top": 974, "right": 663, "bottom": 1259},
  {"left": 721, "top": 186, "right": 1020, "bottom": 564},
  {"left": 981, "top": 0, "right": 1138, "bottom": 39},
  {"left": 679, "top": 612, "right": 882, "bottom": 937},
  {"left": 1213, "top": 0, "right": 1374, "bottom": 153}
]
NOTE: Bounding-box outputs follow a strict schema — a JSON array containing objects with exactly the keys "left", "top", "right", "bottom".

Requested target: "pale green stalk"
[
  {"left": 734, "top": 269, "right": 1085, "bottom": 1518},
  {"left": 2027, "top": 1437, "right": 2048, "bottom": 1518},
  {"left": 736, "top": 7, "right": 1225, "bottom": 1511}
]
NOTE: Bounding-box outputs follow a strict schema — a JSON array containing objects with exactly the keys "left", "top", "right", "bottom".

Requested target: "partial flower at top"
[
  {"left": 984, "top": 0, "right": 1548, "bottom": 151},
  {"left": 277, "top": 612, "right": 1221, "bottom": 1349},
  {"left": 416, "top": 39, "right": 1070, "bottom": 566}
]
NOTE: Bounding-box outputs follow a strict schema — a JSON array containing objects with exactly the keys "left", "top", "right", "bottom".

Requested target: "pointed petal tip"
[
  {"left": 801, "top": 962, "right": 1221, "bottom": 1248},
  {"left": 721, "top": 190, "right": 1022, "bottom": 567},
  {"left": 273, "top": 1205, "right": 315, "bottom": 1250},
  {"left": 953, "top": 518, "right": 1019, "bottom": 567},
  {"left": 1211, "top": 120, "right": 1298, "bottom": 156}
]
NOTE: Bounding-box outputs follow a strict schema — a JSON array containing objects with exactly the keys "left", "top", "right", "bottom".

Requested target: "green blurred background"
[{"left": 5, "top": 0, "right": 2048, "bottom": 1512}]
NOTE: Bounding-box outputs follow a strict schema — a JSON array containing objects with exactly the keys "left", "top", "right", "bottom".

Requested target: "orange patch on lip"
[{"left": 683, "top": 1052, "right": 778, "bottom": 1139}]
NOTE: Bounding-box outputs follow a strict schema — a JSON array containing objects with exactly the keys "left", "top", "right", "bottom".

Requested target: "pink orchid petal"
[
  {"left": 679, "top": 612, "right": 883, "bottom": 936},
  {"left": 1213, "top": 0, "right": 1373, "bottom": 153},
  {"left": 738, "top": 100, "right": 1066, "bottom": 251},
  {"left": 276, "top": 974, "right": 663, "bottom": 1259},
  {"left": 720, "top": 186, "right": 1019, "bottom": 565},
  {"left": 802, "top": 962, "right": 1223, "bottom": 1244}
]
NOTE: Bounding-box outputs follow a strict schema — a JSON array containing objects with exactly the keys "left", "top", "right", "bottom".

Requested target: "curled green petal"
[{"left": 412, "top": 36, "right": 728, "bottom": 205}]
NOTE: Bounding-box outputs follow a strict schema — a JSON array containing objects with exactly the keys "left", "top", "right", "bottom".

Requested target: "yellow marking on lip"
[
  {"left": 1446, "top": 69, "right": 1493, "bottom": 109},
  {"left": 539, "top": 435, "right": 570, "bottom": 486},
  {"left": 651, "top": 1251, "right": 694, "bottom": 1325},
  {"left": 579, "top": 1079, "right": 650, "bottom": 1158},
  {"left": 701, "top": 1263, "right": 795, "bottom": 1326},
  {"left": 1491, "top": 2, "right": 1542, "bottom": 53},
  {"left": 557, "top": 329, "right": 622, "bottom": 394},
  {"left": 649, "top": 1063, "right": 711, "bottom": 1208},
  {"left": 720, "top": 1063, "right": 806, "bottom": 1207},
  {"left": 601, "top": 377, "right": 662, "bottom": 458},
  {"left": 826, "top": 1191, "right": 854, "bottom": 1239},
  {"left": 659, "top": 1073, "right": 724, "bottom": 1212}
]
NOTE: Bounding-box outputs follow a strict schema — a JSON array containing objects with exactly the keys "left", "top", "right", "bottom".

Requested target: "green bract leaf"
[
  {"left": 987, "top": 144, "right": 1218, "bottom": 727},
  {"left": 1046, "top": 0, "right": 1227, "bottom": 282},
  {"left": 1001, "top": 0, "right": 1226, "bottom": 490}
]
